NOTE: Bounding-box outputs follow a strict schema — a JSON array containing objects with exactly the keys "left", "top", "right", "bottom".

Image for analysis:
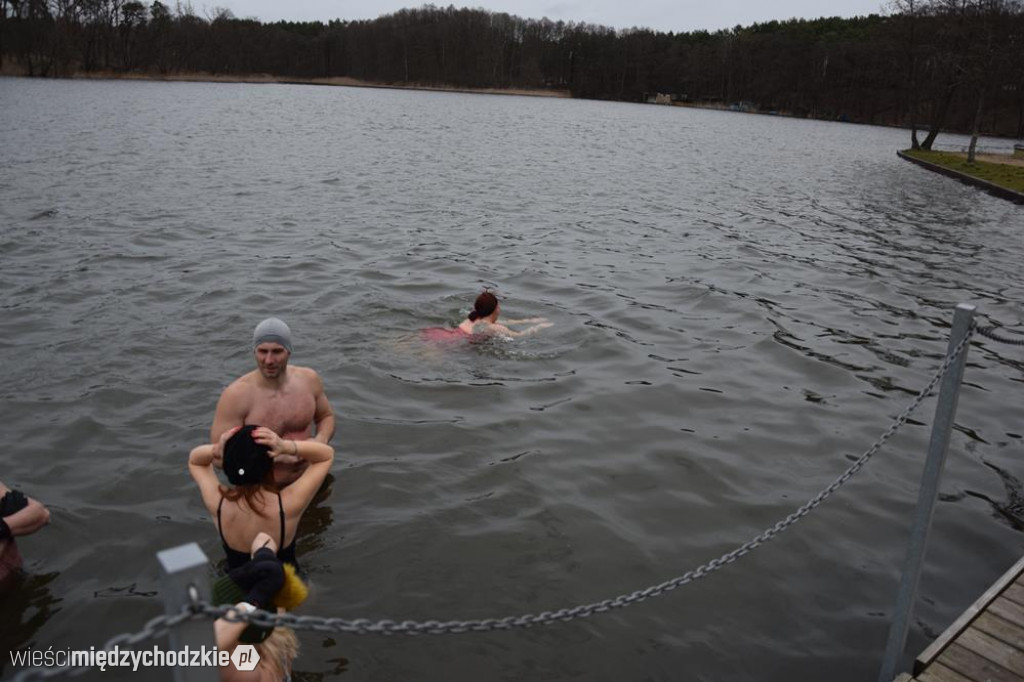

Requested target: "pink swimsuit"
[{"left": 421, "top": 327, "right": 472, "bottom": 342}]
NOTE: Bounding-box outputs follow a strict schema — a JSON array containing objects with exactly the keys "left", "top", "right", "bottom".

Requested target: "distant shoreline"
[
  {"left": 5, "top": 69, "right": 1020, "bottom": 143},
  {"left": 0, "top": 68, "right": 867, "bottom": 121},
  {"left": 898, "top": 149, "right": 1024, "bottom": 204},
  {"left": 0, "top": 67, "right": 572, "bottom": 99}
]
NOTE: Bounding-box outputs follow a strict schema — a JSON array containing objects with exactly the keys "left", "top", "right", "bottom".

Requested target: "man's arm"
[
  {"left": 211, "top": 383, "right": 249, "bottom": 443},
  {"left": 210, "top": 383, "right": 251, "bottom": 468},
  {"left": 310, "top": 371, "right": 335, "bottom": 444}
]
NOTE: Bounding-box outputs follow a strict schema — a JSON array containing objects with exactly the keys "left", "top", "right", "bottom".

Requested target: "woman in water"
[
  {"left": 189, "top": 425, "right": 334, "bottom": 571},
  {"left": 457, "top": 291, "right": 551, "bottom": 338}
]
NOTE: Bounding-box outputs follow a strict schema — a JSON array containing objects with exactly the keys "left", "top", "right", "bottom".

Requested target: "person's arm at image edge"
[{"left": 0, "top": 482, "right": 50, "bottom": 538}]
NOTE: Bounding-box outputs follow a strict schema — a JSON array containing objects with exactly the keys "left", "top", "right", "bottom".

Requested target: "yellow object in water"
[{"left": 275, "top": 563, "right": 308, "bottom": 610}]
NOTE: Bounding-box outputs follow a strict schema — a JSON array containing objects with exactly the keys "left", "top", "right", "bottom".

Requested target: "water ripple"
[{"left": 1, "top": 77, "right": 1023, "bottom": 681}]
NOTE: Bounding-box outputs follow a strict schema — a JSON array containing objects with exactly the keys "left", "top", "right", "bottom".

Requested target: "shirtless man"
[{"left": 211, "top": 318, "right": 335, "bottom": 487}]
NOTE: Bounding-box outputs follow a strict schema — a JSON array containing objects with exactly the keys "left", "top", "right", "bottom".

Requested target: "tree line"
[{"left": 2, "top": 1, "right": 1023, "bottom": 140}]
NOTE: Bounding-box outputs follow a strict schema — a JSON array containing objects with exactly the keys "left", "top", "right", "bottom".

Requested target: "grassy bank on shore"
[
  {"left": 901, "top": 149, "right": 1024, "bottom": 194},
  {"left": 0, "top": 66, "right": 572, "bottom": 99}
]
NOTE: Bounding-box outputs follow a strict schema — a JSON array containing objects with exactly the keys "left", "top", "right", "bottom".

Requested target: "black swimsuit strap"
[
  {"left": 217, "top": 496, "right": 227, "bottom": 545},
  {"left": 278, "top": 493, "right": 286, "bottom": 551}
]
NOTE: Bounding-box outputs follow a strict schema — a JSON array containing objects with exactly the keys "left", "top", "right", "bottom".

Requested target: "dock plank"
[
  {"left": 917, "top": 661, "right": 977, "bottom": 682},
  {"left": 974, "top": 611, "right": 1024, "bottom": 649},
  {"left": 957, "top": 627, "right": 1024, "bottom": 675},
  {"left": 991, "top": 597, "right": 1024, "bottom": 629},
  {"left": 1004, "top": 583, "right": 1024, "bottom": 608},
  {"left": 937, "top": 642, "right": 1022, "bottom": 682},
  {"left": 917, "top": 555, "right": 1024, "bottom": 672}
]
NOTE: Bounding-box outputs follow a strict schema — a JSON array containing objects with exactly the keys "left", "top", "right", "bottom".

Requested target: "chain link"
[
  {"left": 11, "top": 325, "right": 977, "bottom": 678},
  {"left": 977, "top": 325, "right": 1024, "bottom": 346}
]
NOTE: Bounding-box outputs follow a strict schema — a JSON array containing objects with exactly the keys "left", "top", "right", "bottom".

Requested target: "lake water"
[{"left": 1, "top": 76, "right": 1023, "bottom": 681}]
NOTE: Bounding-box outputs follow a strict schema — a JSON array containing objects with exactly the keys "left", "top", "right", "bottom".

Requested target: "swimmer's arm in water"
[
  {"left": 0, "top": 482, "right": 50, "bottom": 538},
  {"left": 481, "top": 321, "right": 553, "bottom": 338},
  {"left": 502, "top": 317, "right": 548, "bottom": 325}
]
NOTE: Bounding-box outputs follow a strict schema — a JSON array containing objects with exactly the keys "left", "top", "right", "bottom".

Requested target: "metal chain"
[
  {"left": 11, "top": 325, "right": 977, "bottom": 680},
  {"left": 11, "top": 609, "right": 196, "bottom": 681},
  {"left": 194, "top": 328, "right": 977, "bottom": 637},
  {"left": 977, "top": 325, "right": 1024, "bottom": 346}
]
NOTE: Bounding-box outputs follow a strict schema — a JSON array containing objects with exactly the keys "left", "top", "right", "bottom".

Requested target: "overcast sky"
[{"left": 205, "top": 1, "right": 889, "bottom": 33}]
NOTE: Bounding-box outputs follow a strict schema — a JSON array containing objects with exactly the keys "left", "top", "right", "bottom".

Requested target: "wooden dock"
[{"left": 895, "top": 555, "right": 1024, "bottom": 682}]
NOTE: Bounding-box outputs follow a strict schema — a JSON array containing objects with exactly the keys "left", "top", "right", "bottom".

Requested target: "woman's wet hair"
[{"left": 468, "top": 291, "right": 498, "bottom": 321}]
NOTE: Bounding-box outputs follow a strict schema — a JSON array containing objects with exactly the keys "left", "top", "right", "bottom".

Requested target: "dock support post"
[
  {"left": 158, "top": 542, "right": 219, "bottom": 682},
  {"left": 877, "top": 303, "right": 975, "bottom": 682}
]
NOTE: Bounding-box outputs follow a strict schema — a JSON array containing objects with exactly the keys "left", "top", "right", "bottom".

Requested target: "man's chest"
[{"left": 246, "top": 390, "right": 316, "bottom": 429}]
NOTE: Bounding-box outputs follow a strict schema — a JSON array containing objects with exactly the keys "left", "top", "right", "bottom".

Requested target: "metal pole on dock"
[
  {"left": 158, "top": 542, "right": 219, "bottom": 682},
  {"left": 877, "top": 303, "right": 976, "bottom": 682}
]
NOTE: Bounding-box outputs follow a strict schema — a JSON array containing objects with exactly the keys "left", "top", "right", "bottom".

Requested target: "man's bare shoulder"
[
  {"left": 221, "top": 371, "right": 262, "bottom": 396},
  {"left": 288, "top": 365, "right": 321, "bottom": 379},
  {"left": 289, "top": 365, "right": 324, "bottom": 387}
]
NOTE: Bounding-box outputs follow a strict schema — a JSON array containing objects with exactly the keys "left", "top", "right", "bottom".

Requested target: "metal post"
[
  {"left": 158, "top": 543, "right": 219, "bottom": 682},
  {"left": 877, "top": 303, "right": 975, "bottom": 682}
]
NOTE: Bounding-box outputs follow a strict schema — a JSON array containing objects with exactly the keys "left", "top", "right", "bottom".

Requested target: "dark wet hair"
[{"left": 468, "top": 291, "right": 498, "bottom": 322}]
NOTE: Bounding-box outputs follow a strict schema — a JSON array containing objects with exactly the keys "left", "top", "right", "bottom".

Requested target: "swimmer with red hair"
[
  {"left": 456, "top": 291, "right": 551, "bottom": 338},
  {"left": 422, "top": 291, "right": 551, "bottom": 342}
]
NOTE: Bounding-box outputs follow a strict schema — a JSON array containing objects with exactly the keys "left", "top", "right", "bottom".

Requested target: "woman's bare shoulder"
[{"left": 478, "top": 322, "right": 515, "bottom": 337}]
